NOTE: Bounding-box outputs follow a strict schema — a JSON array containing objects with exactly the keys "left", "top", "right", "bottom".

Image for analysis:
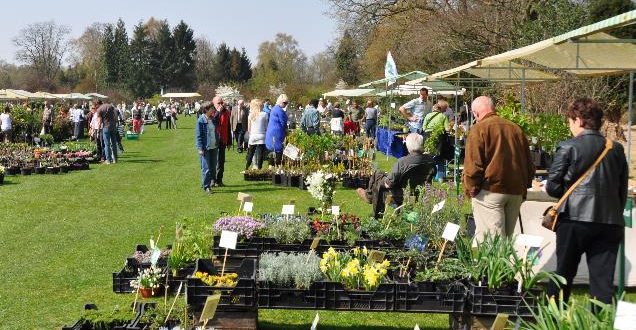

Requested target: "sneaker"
[
  {"left": 205, "top": 188, "right": 212, "bottom": 195},
  {"left": 104, "top": 160, "right": 111, "bottom": 165}
]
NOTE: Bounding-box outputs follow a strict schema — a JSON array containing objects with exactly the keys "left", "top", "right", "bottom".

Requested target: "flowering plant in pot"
[
  {"left": 320, "top": 247, "right": 390, "bottom": 291},
  {"left": 130, "top": 266, "right": 165, "bottom": 298},
  {"left": 213, "top": 216, "right": 265, "bottom": 239},
  {"left": 306, "top": 169, "right": 336, "bottom": 212}
]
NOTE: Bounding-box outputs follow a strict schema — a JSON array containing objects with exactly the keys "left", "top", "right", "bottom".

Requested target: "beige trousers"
[{"left": 471, "top": 190, "right": 523, "bottom": 242}]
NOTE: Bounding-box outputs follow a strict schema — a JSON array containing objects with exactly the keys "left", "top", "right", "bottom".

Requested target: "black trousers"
[
  {"left": 234, "top": 124, "right": 246, "bottom": 150},
  {"left": 547, "top": 220, "right": 623, "bottom": 304},
  {"left": 216, "top": 146, "right": 226, "bottom": 183},
  {"left": 245, "top": 144, "right": 265, "bottom": 170}
]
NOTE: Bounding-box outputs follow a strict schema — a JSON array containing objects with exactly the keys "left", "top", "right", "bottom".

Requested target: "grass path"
[{"left": 0, "top": 116, "right": 448, "bottom": 329}]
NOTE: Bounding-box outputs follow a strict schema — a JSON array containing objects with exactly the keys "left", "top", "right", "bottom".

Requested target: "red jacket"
[{"left": 216, "top": 108, "right": 232, "bottom": 147}]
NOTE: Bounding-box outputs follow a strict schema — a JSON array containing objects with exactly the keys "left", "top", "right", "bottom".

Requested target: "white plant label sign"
[
  {"left": 331, "top": 206, "right": 340, "bottom": 216},
  {"left": 283, "top": 143, "right": 300, "bottom": 160},
  {"left": 150, "top": 248, "right": 161, "bottom": 266},
  {"left": 243, "top": 201, "right": 254, "bottom": 212},
  {"left": 516, "top": 234, "right": 543, "bottom": 248},
  {"left": 414, "top": 325, "right": 420, "bottom": 330},
  {"left": 442, "top": 223, "right": 460, "bottom": 241},
  {"left": 390, "top": 102, "right": 396, "bottom": 109},
  {"left": 615, "top": 301, "right": 636, "bottom": 330},
  {"left": 219, "top": 230, "right": 238, "bottom": 250},
  {"left": 282, "top": 204, "right": 295, "bottom": 215},
  {"left": 310, "top": 313, "right": 320, "bottom": 330},
  {"left": 431, "top": 200, "right": 446, "bottom": 214}
]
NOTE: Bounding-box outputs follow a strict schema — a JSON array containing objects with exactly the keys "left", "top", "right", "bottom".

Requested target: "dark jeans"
[
  {"left": 102, "top": 126, "right": 118, "bottom": 162},
  {"left": 365, "top": 119, "right": 377, "bottom": 139},
  {"left": 165, "top": 118, "right": 172, "bottom": 129},
  {"left": 200, "top": 148, "right": 218, "bottom": 189},
  {"left": 234, "top": 124, "right": 246, "bottom": 150},
  {"left": 73, "top": 121, "right": 83, "bottom": 139},
  {"left": 246, "top": 144, "right": 266, "bottom": 169},
  {"left": 157, "top": 119, "right": 163, "bottom": 130},
  {"left": 216, "top": 146, "right": 226, "bottom": 183},
  {"left": 547, "top": 220, "right": 623, "bottom": 304}
]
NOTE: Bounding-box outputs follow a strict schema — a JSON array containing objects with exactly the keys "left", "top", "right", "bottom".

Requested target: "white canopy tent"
[
  {"left": 323, "top": 88, "right": 375, "bottom": 97},
  {"left": 85, "top": 93, "right": 108, "bottom": 99},
  {"left": 161, "top": 92, "right": 202, "bottom": 98}
]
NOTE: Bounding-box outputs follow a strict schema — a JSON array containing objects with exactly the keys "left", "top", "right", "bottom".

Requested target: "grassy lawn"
[{"left": 0, "top": 116, "right": 448, "bottom": 329}]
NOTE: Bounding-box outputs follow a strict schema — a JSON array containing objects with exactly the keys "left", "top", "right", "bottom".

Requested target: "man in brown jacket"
[{"left": 463, "top": 96, "right": 534, "bottom": 241}]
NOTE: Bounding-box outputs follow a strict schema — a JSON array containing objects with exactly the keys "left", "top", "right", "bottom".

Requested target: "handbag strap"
[{"left": 555, "top": 138, "right": 613, "bottom": 209}]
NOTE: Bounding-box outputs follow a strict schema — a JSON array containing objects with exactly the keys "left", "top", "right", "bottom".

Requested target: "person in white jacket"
[{"left": 245, "top": 99, "right": 268, "bottom": 170}]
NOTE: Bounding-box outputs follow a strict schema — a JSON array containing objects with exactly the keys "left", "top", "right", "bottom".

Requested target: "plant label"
[
  {"left": 331, "top": 206, "right": 340, "bottom": 216},
  {"left": 516, "top": 234, "right": 543, "bottom": 248},
  {"left": 310, "top": 237, "right": 321, "bottom": 250},
  {"left": 219, "top": 230, "right": 238, "bottom": 250},
  {"left": 431, "top": 200, "right": 446, "bottom": 214},
  {"left": 310, "top": 313, "right": 320, "bottom": 330},
  {"left": 414, "top": 324, "right": 420, "bottom": 330},
  {"left": 368, "top": 250, "right": 386, "bottom": 263},
  {"left": 243, "top": 201, "right": 253, "bottom": 213},
  {"left": 283, "top": 143, "right": 300, "bottom": 160},
  {"left": 149, "top": 238, "right": 156, "bottom": 250},
  {"left": 200, "top": 292, "right": 221, "bottom": 321},
  {"left": 149, "top": 248, "right": 161, "bottom": 266},
  {"left": 282, "top": 204, "right": 295, "bottom": 215},
  {"left": 441, "top": 223, "right": 460, "bottom": 241},
  {"left": 615, "top": 301, "right": 636, "bottom": 330},
  {"left": 331, "top": 117, "right": 342, "bottom": 131},
  {"left": 236, "top": 192, "right": 252, "bottom": 202},
  {"left": 390, "top": 102, "right": 396, "bottom": 109},
  {"left": 349, "top": 149, "right": 355, "bottom": 156}
]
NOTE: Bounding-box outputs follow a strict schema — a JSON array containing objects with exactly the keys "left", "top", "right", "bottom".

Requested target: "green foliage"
[
  {"left": 138, "top": 299, "right": 193, "bottom": 330},
  {"left": 167, "top": 220, "right": 214, "bottom": 272},
  {"left": 259, "top": 251, "right": 324, "bottom": 289},
  {"left": 263, "top": 216, "right": 311, "bottom": 244},
  {"left": 415, "top": 258, "right": 468, "bottom": 282},
  {"left": 423, "top": 125, "right": 444, "bottom": 154},
  {"left": 81, "top": 305, "right": 134, "bottom": 330},
  {"left": 514, "top": 0, "right": 587, "bottom": 47},
  {"left": 335, "top": 30, "right": 360, "bottom": 86},
  {"left": 127, "top": 22, "right": 155, "bottom": 98},
  {"left": 518, "top": 296, "right": 616, "bottom": 330}
]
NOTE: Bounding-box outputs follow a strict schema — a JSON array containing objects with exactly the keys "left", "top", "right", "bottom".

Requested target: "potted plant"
[
  {"left": 213, "top": 216, "right": 265, "bottom": 240},
  {"left": 130, "top": 266, "right": 165, "bottom": 298}
]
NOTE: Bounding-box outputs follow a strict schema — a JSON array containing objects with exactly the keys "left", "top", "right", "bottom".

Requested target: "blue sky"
[{"left": 0, "top": 0, "right": 337, "bottom": 64}]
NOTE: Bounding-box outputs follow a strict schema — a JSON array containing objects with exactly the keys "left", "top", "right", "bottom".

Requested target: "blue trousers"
[
  {"left": 102, "top": 126, "right": 118, "bottom": 162},
  {"left": 200, "top": 148, "right": 218, "bottom": 190}
]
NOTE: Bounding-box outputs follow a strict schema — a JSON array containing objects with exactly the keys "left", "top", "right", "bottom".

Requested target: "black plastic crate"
[
  {"left": 257, "top": 281, "right": 323, "bottom": 309},
  {"left": 112, "top": 266, "right": 138, "bottom": 293},
  {"left": 468, "top": 284, "right": 540, "bottom": 317},
  {"left": 394, "top": 281, "right": 466, "bottom": 313},
  {"left": 212, "top": 236, "right": 402, "bottom": 255},
  {"left": 186, "top": 258, "right": 257, "bottom": 312}
]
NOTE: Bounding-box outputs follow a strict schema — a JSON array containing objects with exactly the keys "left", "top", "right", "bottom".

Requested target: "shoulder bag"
[{"left": 542, "top": 138, "right": 613, "bottom": 231}]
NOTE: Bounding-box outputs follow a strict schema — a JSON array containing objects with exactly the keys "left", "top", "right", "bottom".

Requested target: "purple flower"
[{"left": 214, "top": 216, "right": 265, "bottom": 239}]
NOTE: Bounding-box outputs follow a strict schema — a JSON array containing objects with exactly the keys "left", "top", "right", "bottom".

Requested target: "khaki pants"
[{"left": 471, "top": 190, "right": 522, "bottom": 242}]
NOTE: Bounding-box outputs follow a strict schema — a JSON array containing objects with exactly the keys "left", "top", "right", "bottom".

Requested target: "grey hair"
[{"left": 405, "top": 133, "right": 424, "bottom": 154}]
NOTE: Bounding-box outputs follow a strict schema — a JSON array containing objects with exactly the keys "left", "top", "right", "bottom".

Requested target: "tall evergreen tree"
[
  {"left": 215, "top": 43, "right": 231, "bottom": 82},
  {"left": 112, "top": 19, "right": 130, "bottom": 86},
  {"left": 335, "top": 30, "right": 360, "bottom": 85},
  {"left": 128, "top": 22, "right": 154, "bottom": 98},
  {"left": 238, "top": 48, "right": 253, "bottom": 82},
  {"left": 228, "top": 48, "right": 242, "bottom": 81},
  {"left": 101, "top": 24, "right": 117, "bottom": 86},
  {"left": 149, "top": 20, "right": 174, "bottom": 91},
  {"left": 172, "top": 20, "right": 197, "bottom": 90}
]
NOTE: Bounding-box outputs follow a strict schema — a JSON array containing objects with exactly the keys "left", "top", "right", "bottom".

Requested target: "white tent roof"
[
  {"left": 32, "top": 91, "right": 59, "bottom": 99},
  {"left": 323, "top": 89, "right": 375, "bottom": 97},
  {"left": 161, "top": 92, "right": 202, "bottom": 98},
  {"left": 85, "top": 92, "right": 108, "bottom": 99},
  {"left": 374, "top": 85, "right": 465, "bottom": 97}
]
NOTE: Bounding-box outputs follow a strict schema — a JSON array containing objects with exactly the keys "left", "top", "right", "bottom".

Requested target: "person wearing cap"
[
  {"left": 265, "top": 94, "right": 289, "bottom": 166},
  {"left": 195, "top": 101, "right": 220, "bottom": 194}
]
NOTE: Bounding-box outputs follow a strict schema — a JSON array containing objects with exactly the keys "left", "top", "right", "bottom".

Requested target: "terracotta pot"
[{"left": 139, "top": 287, "right": 160, "bottom": 298}]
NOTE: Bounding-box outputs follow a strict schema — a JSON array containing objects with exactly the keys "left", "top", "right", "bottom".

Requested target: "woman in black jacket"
[{"left": 546, "top": 97, "right": 628, "bottom": 304}]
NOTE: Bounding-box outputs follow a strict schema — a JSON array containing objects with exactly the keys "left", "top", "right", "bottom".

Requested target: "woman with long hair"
[{"left": 245, "top": 99, "right": 268, "bottom": 170}]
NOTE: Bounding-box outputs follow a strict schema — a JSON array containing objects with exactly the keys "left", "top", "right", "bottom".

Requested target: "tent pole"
[
  {"left": 521, "top": 68, "right": 526, "bottom": 112},
  {"left": 469, "top": 80, "right": 474, "bottom": 130},
  {"left": 620, "top": 71, "right": 634, "bottom": 297},
  {"left": 454, "top": 72, "right": 460, "bottom": 196}
]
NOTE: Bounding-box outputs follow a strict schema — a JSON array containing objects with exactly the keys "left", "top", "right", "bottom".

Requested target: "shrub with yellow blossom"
[{"left": 319, "top": 246, "right": 390, "bottom": 291}]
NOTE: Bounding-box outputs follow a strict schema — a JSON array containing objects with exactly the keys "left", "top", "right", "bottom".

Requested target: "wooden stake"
[
  {"left": 132, "top": 287, "right": 140, "bottom": 315},
  {"left": 401, "top": 257, "right": 411, "bottom": 278},
  {"left": 164, "top": 282, "right": 183, "bottom": 323},
  {"left": 435, "top": 239, "right": 448, "bottom": 269},
  {"left": 164, "top": 272, "right": 170, "bottom": 312},
  {"left": 221, "top": 248, "right": 228, "bottom": 277}
]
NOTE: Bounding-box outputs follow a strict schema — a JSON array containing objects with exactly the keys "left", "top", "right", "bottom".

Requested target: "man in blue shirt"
[
  {"left": 195, "top": 102, "right": 220, "bottom": 194},
  {"left": 300, "top": 99, "right": 320, "bottom": 135},
  {"left": 399, "top": 87, "right": 433, "bottom": 133}
]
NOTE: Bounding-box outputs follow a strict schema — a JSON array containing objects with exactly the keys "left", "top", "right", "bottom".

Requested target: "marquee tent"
[
  {"left": 323, "top": 89, "right": 375, "bottom": 97},
  {"left": 161, "top": 92, "right": 202, "bottom": 98}
]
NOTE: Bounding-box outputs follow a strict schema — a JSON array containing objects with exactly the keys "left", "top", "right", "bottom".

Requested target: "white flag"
[{"left": 385, "top": 51, "right": 398, "bottom": 85}]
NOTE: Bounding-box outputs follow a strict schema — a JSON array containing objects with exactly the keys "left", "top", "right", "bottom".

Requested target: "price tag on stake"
[
  {"left": 390, "top": 102, "right": 396, "bottom": 109},
  {"left": 149, "top": 248, "right": 161, "bottom": 266},
  {"left": 414, "top": 324, "right": 420, "bottom": 330},
  {"left": 282, "top": 204, "right": 295, "bottom": 215},
  {"left": 310, "top": 237, "right": 321, "bottom": 250},
  {"left": 431, "top": 200, "right": 446, "bottom": 214},
  {"left": 441, "top": 223, "right": 460, "bottom": 241},
  {"left": 516, "top": 234, "right": 543, "bottom": 248},
  {"left": 243, "top": 201, "right": 253, "bottom": 212},
  {"left": 237, "top": 192, "right": 251, "bottom": 201},
  {"left": 311, "top": 313, "right": 320, "bottom": 330},
  {"left": 368, "top": 250, "right": 386, "bottom": 263},
  {"left": 200, "top": 293, "right": 221, "bottom": 322},
  {"left": 219, "top": 230, "right": 238, "bottom": 250},
  {"left": 331, "top": 206, "right": 340, "bottom": 216}
]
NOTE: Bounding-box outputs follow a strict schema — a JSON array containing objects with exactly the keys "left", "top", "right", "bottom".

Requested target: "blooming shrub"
[
  {"left": 305, "top": 170, "right": 336, "bottom": 209},
  {"left": 213, "top": 216, "right": 265, "bottom": 239}
]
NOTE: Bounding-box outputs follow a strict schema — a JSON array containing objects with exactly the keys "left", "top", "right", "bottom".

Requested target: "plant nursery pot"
[
  {"left": 81, "top": 163, "right": 90, "bottom": 170},
  {"left": 20, "top": 167, "right": 33, "bottom": 175},
  {"left": 139, "top": 287, "right": 161, "bottom": 298},
  {"left": 60, "top": 165, "right": 70, "bottom": 173},
  {"left": 45, "top": 166, "right": 60, "bottom": 174},
  {"left": 0, "top": 174, "right": 4, "bottom": 184},
  {"left": 35, "top": 167, "right": 46, "bottom": 174},
  {"left": 289, "top": 175, "right": 300, "bottom": 187},
  {"left": 6, "top": 166, "right": 20, "bottom": 175},
  {"left": 273, "top": 173, "right": 282, "bottom": 185}
]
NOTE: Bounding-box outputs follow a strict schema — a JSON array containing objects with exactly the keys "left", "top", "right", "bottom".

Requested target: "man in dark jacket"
[
  {"left": 463, "top": 96, "right": 534, "bottom": 241},
  {"left": 214, "top": 96, "right": 232, "bottom": 186},
  {"left": 357, "top": 133, "right": 436, "bottom": 217},
  {"left": 230, "top": 99, "right": 249, "bottom": 152},
  {"left": 545, "top": 97, "right": 627, "bottom": 305}
]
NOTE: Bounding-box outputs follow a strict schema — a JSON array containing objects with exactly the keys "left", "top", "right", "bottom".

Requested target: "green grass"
[{"left": 0, "top": 116, "right": 448, "bottom": 329}]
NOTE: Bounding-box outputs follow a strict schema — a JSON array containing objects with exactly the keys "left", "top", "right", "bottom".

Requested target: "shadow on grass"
[
  {"left": 258, "top": 323, "right": 442, "bottom": 330},
  {"left": 123, "top": 159, "right": 163, "bottom": 164}
]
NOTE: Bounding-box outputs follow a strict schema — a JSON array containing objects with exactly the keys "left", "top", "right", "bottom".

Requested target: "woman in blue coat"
[{"left": 265, "top": 94, "right": 289, "bottom": 166}]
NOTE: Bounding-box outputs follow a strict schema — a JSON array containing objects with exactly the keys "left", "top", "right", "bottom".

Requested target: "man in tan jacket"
[{"left": 463, "top": 96, "right": 534, "bottom": 241}]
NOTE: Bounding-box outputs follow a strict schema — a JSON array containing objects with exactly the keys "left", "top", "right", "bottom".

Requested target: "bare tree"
[
  {"left": 13, "top": 21, "right": 71, "bottom": 88},
  {"left": 72, "top": 22, "right": 107, "bottom": 90}
]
